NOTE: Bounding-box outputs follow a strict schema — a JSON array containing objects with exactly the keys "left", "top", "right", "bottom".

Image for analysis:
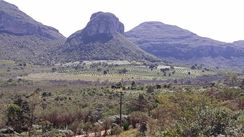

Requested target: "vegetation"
[
  {"left": 1, "top": 1, "right": 244, "bottom": 136},
  {"left": 0, "top": 60, "right": 243, "bottom": 137}
]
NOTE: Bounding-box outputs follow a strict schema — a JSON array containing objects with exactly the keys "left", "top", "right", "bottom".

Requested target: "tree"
[
  {"left": 111, "top": 82, "right": 123, "bottom": 89},
  {"left": 6, "top": 96, "right": 31, "bottom": 132},
  {"left": 93, "top": 123, "right": 102, "bottom": 137},
  {"left": 118, "top": 68, "right": 128, "bottom": 74},
  {"left": 230, "top": 74, "right": 238, "bottom": 86},
  {"left": 102, "top": 118, "right": 112, "bottom": 135},
  {"left": 51, "top": 68, "right": 57, "bottom": 72},
  {"left": 240, "top": 79, "right": 244, "bottom": 89},
  {"left": 103, "top": 70, "right": 109, "bottom": 75},
  {"left": 6, "top": 104, "right": 21, "bottom": 129},
  {"left": 83, "top": 122, "right": 93, "bottom": 136},
  {"left": 129, "top": 94, "right": 148, "bottom": 112},
  {"left": 160, "top": 68, "right": 170, "bottom": 73},
  {"left": 111, "top": 124, "right": 123, "bottom": 135},
  {"left": 129, "top": 112, "right": 148, "bottom": 128},
  {"left": 176, "top": 107, "right": 240, "bottom": 137},
  {"left": 147, "top": 86, "right": 155, "bottom": 93},
  {"left": 131, "top": 81, "right": 137, "bottom": 90},
  {"left": 26, "top": 90, "right": 41, "bottom": 136},
  {"left": 139, "top": 122, "right": 147, "bottom": 136}
]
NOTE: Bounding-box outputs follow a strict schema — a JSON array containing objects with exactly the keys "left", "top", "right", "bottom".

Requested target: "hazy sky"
[{"left": 5, "top": 0, "right": 244, "bottom": 42}]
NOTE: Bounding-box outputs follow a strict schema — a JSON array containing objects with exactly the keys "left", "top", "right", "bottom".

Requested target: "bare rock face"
[
  {"left": 84, "top": 12, "right": 124, "bottom": 36},
  {"left": 57, "top": 12, "right": 158, "bottom": 62},
  {"left": 126, "top": 22, "right": 244, "bottom": 69},
  {"left": 0, "top": 0, "right": 65, "bottom": 63},
  {"left": 68, "top": 12, "right": 124, "bottom": 44},
  {"left": 0, "top": 0, "right": 64, "bottom": 40}
]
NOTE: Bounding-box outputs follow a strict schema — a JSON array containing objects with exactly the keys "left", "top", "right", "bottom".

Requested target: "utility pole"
[{"left": 119, "top": 91, "right": 123, "bottom": 127}]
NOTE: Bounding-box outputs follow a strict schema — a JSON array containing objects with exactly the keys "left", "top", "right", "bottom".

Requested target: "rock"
[
  {"left": 58, "top": 129, "right": 74, "bottom": 137},
  {"left": 56, "top": 12, "right": 158, "bottom": 62},
  {"left": 108, "top": 115, "right": 128, "bottom": 125},
  {"left": 70, "top": 11, "right": 124, "bottom": 44},
  {"left": 0, "top": 0, "right": 65, "bottom": 63},
  {"left": 82, "top": 12, "right": 124, "bottom": 43},
  {"left": 0, "top": 127, "right": 15, "bottom": 134},
  {"left": 0, "top": 133, "right": 7, "bottom": 137},
  {"left": 0, "top": 0, "right": 64, "bottom": 39},
  {"left": 126, "top": 21, "right": 244, "bottom": 69}
]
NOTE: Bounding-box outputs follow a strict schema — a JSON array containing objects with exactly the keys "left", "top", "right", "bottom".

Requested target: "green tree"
[
  {"left": 131, "top": 81, "right": 137, "bottom": 90},
  {"left": 147, "top": 86, "right": 155, "bottom": 93},
  {"left": 6, "top": 96, "right": 31, "bottom": 132}
]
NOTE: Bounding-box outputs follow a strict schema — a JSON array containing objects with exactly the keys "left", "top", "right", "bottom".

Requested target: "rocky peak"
[{"left": 81, "top": 12, "right": 124, "bottom": 43}]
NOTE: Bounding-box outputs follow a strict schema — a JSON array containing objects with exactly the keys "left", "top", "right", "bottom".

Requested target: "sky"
[{"left": 4, "top": 0, "right": 244, "bottom": 42}]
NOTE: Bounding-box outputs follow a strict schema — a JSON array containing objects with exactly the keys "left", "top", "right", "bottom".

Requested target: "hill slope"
[
  {"left": 126, "top": 22, "right": 244, "bottom": 68},
  {"left": 55, "top": 12, "right": 158, "bottom": 62},
  {"left": 0, "top": 0, "right": 65, "bottom": 63}
]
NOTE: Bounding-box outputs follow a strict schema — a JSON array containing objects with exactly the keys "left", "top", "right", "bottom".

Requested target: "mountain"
[
  {"left": 0, "top": 0, "right": 65, "bottom": 63},
  {"left": 55, "top": 12, "right": 158, "bottom": 62},
  {"left": 126, "top": 22, "right": 244, "bottom": 69},
  {"left": 233, "top": 40, "right": 244, "bottom": 48}
]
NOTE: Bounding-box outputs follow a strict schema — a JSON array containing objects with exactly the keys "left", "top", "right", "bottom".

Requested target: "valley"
[
  {"left": 0, "top": 0, "right": 243, "bottom": 136},
  {"left": 0, "top": 58, "right": 243, "bottom": 137}
]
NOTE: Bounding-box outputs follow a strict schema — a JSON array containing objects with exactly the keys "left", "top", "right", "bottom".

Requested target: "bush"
[
  {"left": 129, "top": 112, "right": 148, "bottom": 128},
  {"left": 239, "top": 96, "right": 244, "bottom": 109},
  {"left": 123, "top": 122, "right": 129, "bottom": 131},
  {"left": 156, "top": 84, "right": 161, "bottom": 89},
  {"left": 131, "top": 81, "right": 137, "bottom": 90},
  {"left": 42, "top": 92, "right": 52, "bottom": 97},
  {"left": 139, "top": 122, "right": 147, "bottom": 136},
  {"left": 102, "top": 118, "right": 112, "bottom": 136},
  {"left": 6, "top": 97, "right": 31, "bottom": 133},
  {"left": 176, "top": 107, "right": 241, "bottom": 137},
  {"left": 111, "top": 124, "right": 123, "bottom": 135},
  {"left": 118, "top": 68, "right": 128, "bottom": 74},
  {"left": 147, "top": 86, "right": 155, "bottom": 93}
]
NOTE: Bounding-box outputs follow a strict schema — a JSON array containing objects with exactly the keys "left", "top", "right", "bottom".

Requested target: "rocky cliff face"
[
  {"left": 233, "top": 41, "right": 244, "bottom": 48},
  {"left": 81, "top": 12, "right": 124, "bottom": 43},
  {"left": 126, "top": 22, "right": 244, "bottom": 69},
  {"left": 55, "top": 12, "right": 158, "bottom": 62},
  {"left": 0, "top": 0, "right": 64, "bottom": 40},
  {"left": 66, "top": 12, "right": 124, "bottom": 44},
  {"left": 0, "top": 0, "right": 65, "bottom": 63}
]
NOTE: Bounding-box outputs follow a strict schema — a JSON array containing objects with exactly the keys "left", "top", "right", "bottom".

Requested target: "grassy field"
[{"left": 20, "top": 63, "right": 215, "bottom": 82}]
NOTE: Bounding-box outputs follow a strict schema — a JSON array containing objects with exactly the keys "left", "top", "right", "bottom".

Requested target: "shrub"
[
  {"left": 156, "top": 84, "right": 161, "bottom": 89},
  {"left": 147, "top": 86, "right": 155, "bottom": 93},
  {"left": 129, "top": 112, "right": 148, "bottom": 128},
  {"left": 239, "top": 96, "right": 244, "bottom": 109},
  {"left": 131, "top": 81, "right": 137, "bottom": 90},
  {"left": 102, "top": 118, "right": 112, "bottom": 135},
  {"left": 139, "top": 122, "right": 147, "bottom": 136},
  {"left": 118, "top": 68, "right": 128, "bottom": 74},
  {"left": 123, "top": 122, "right": 129, "bottom": 131},
  {"left": 6, "top": 96, "right": 31, "bottom": 132},
  {"left": 111, "top": 124, "right": 123, "bottom": 135}
]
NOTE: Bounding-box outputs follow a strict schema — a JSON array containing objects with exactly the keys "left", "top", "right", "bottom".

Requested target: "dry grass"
[
  {"left": 21, "top": 72, "right": 156, "bottom": 82},
  {"left": 109, "top": 129, "right": 138, "bottom": 137}
]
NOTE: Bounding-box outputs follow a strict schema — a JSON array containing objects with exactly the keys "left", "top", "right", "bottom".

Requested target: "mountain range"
[
  {"left": 126, "top": 22, "right": 244, "bottom": 68},
  {"left": 0, "top": 0, "right": 244, "bottom": 69}
]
